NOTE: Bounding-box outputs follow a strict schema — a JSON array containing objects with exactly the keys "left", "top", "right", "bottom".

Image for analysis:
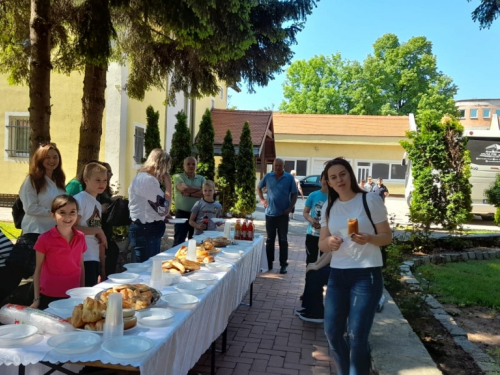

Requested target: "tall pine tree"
[
  {"left": 145, "top": 105, "right": 161, "bottom": 159},
  {"left": 233, "top": 122, "right": 256, "bottom": 216},
  {"left": 218, "top": 129, "right": 237, "bottom": 215},
  {"left": 170, "top": 110, "right": 191, "bottom": 175},
  {"left": 196, "top": 109, "right": 215, "bottom": 181}
]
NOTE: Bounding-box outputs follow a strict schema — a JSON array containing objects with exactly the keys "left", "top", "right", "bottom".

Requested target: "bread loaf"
[{"left": 347, "top": 218, "right": 358, "bottom": 235}]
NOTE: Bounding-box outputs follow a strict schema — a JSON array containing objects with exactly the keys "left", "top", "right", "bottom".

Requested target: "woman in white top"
[
  {"left": 319, "top": 158, "right": 392, "bottom": 375},
  {"left": 128, "top": 149, "right": 172, "bottom": 262}
]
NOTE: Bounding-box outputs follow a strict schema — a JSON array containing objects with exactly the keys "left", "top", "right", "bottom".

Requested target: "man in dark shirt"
[{"left": 372, "top": 178, "right": 389, "bottom": 203}]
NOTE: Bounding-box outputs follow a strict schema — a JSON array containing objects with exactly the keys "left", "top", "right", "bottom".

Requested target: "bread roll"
[
  {"left": 82, "top": 297, "right": 105, "bottom": 323},
  {"left": 123, "top": 317, "right": 137, "bottom": 330},
  {"left": 94, "top": 319, "right": 105, "bottom": 331},
  {"left": 203, "top": 256, "right": 215, "bottom": 263},
  {"left": 70, "top": 304, "right": 85, "bottom": 328},
  {"left": 179, "top": 257, "right": 201, "bottom": 271},
  {"left": 347, "top": 218, "right": 358, "bottom": 235},
  {"left": 171, "top": 259, "right": 186, "bottom": 274}
]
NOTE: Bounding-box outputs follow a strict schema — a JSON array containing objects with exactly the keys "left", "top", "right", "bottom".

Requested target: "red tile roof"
[
  {"left": 211, "top": 109, "right": 273, "bottom": 146},
  {"left": 273, "top": 113, "right": 409, "bottom": 137}
]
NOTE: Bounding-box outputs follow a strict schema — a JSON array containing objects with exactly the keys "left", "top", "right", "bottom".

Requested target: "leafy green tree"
[
  {"left": 484, "top": 174, "right": 500, "bottom": 224},
  {"left": 195, "top": 109, "right": 215, "bottom": 181},
  {"left": 144, "top": 105, "right": 161, "bottom": 159},
  {"left": 400, "top": 113, "right": 472, "bottom": 231},
  {"left": 280, "top": 34, "right": 458, "bottom": 119},
  {"left": 233, "top": 122, "right": 256, "bottom": 216},
  {"left": 217, "top": 130, "right": 237, "bottom": 215},
  {"left": 169, "top": 111, "right": 191, "bottom": 175}
]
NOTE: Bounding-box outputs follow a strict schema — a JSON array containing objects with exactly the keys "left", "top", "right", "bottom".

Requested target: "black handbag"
[
  {"left": 12, "top": 198, "right": 25, "bottom": 230},
  {"left": 362, "top": 193, "right": 389, "bottom": 268},
  {"left": 5, "top": 233, "right": 39, "bottom": 279},
  {"left": 105, "top": 198, "right": 131, "bottom": 227}
]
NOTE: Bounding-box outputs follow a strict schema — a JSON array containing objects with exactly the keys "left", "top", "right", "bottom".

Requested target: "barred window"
[
  {"left": 134, "top": 126, "right": 145, "bottom": 164},
  {"left": 6, "top": 115, "right": 29, "bottom": 158}
]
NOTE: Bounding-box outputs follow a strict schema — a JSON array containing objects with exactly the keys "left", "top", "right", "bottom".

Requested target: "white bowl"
[
  {"left": 161, "top": 293, "right": 199, "bottom": 309},
  {"left": 66, "top": 287, "right": 102, "bottom": 299},
  {"left": 101, "top": 336, "right": 154, "bottom": 359},
  {"left": 210, "top": 218, "right": 225, "bottom": 224},
  {"left": 175, "top": 281, "right": 207, "bottom": 295},
  {"left": 107, "top": 272, "right": 140, "bottom": 283},
  {"left": 168, "top": 218, "right": 188, "bottom": 224},
  {"left": 162, "top": 272, "right": 181, "bottom": 286},
  {"left": 222, "top": 249, "right": 241, "bottom": 258},
  {"left": 206, "top": 262, "right": 232, "bottom": 272},
  {"left": 188, "top": 273, "right": 218, "bottom": 285},
  {"left": 124, "top": 263, "right": 151, "bottom": 273},
  {"left": 47, "top": 332, "right": 101, "bottom": 354},
  {"left": 0, "top": 325, "right": 38, "bottom": 345},
  {"left": 48, "top": 298, "right": 84, "bottom": 314},
  {"left": 136, "top": 308, "right": 174, "bottom": 327}
]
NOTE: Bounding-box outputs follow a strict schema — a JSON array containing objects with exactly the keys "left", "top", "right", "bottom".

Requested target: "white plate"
[
  {"left": 162, "top": 272, "right": 181, "bottom": 286},
  {"left": 175, "top": 281, "right": 207, "bottom": 295},
  {"left": 136, "top": 308, "right": 174, "bottom": 327},
  {"left": 76, "top": 323, "right": 137, "bottom": 335},
  {"left": 101, "top": 336, "right": 154, "bottom": 359},
  {"left": 47, "top": 332, "right": 101, "bottom": 354},
  {"left": 188, "top": 273, "right": 218, "bottom": 285},
  {"left": 210, "top": 218, "right": 225, "bottom": 224},
  {"left": 107, "top": 272, "right": 140, "bottom": 283},
  {"left": 48, "top": 298, "right": 84, "bottom": 314},
  {"left": 161, "top": 293, "right": 199, "bottom": 309},
  {"left": 222, "top": 249, "right": 241, "bottom": 258},
  {"left": 66, "top": 287, "right": 102, "bottom": 298},
  {"left": 0, "top": 325, "right": 38, "bottom": 345},
  {"left": 124, "top": 263, "right": 151, "bottom": 273},
  {"left": 206, "top": 262, "right": 232, "bottom": 272},
  {"left": 168, "top": 218, "right": 188, "bottom": 224}
]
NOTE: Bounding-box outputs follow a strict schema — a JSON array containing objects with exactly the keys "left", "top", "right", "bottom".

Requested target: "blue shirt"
[
  {"left": 305, "top": 190, "right": 327, "bottom": 236},
  {"left": 258, "top": 172, "right": 298, "bottom": 216}
]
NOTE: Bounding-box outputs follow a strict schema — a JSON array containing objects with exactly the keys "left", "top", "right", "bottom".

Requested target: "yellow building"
[
  {"left": 272, "top": 113, "right": 410, "bottom": 195},
  {"left": 1, "top": 62, "right": 227, "bottom": 197}
]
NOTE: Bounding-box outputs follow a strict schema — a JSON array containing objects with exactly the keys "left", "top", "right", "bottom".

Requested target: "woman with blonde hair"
[{"left": 128, "top": 149, "right": 172, "bottom": 262}]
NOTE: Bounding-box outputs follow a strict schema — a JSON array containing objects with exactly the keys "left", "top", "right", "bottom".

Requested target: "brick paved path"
[{"left": 190, "top": 235, "right": 337, "bottom": 375}]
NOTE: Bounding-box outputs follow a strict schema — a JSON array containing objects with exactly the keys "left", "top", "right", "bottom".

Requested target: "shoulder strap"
[{"left": 362, "top": 193, "right": 378, "bottom": 234}]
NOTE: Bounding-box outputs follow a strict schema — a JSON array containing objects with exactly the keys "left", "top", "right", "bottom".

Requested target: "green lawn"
[
  {"left": 415, "top": 259, "right": 500, "bottom": 310},
  {"left": 0, "top": 221, "right": 21, "bottom": 240}
]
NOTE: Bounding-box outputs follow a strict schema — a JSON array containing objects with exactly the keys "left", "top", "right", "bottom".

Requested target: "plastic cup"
[
  {"left": 150, "top": 259, "right": 163, "bottom": 290},
  {"left": 103, "top": 293, "right": 123, "bottom": 340}
]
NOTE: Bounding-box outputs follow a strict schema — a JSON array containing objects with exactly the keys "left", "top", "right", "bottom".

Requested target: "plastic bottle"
[
  {"left": 247, "top": 220, "right": 254, "bottom": 241},
  {"left": 241, "top": 220, "right": 248, "bottom": 240},
  {"left": 234, "top": 220, "right": 241, "bottom": 240},
  {"left": 203, "top": 215, "right": 209, "bottom": 228},
  {"left": 0, "top": 304, "right": 74, "bottom": 335}
]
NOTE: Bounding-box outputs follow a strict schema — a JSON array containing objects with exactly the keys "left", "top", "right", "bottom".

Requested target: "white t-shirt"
[
  {"left": 128, "top": 172, "right": 168, "bottom": 224},
  {"left": 74, "top": 191, "right": 102, "bottom": 262},
  {"left": 320, "top": 193, "right": 387, "bottom": 269},
  {"left": 19, "top": 175, "right": 66, "bottom": 234}
]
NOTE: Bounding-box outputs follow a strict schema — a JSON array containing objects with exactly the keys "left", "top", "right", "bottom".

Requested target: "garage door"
[{"left": 312, "top": 159, "right": 330, "bottom": 175}]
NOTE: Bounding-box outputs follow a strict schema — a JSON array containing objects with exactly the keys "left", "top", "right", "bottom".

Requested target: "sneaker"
[
  {"left": 376, "top": 294, "right": 386, "bottom": 313},
  {"left": 279, "top": 266, "right": 287, "bottom": 274},
  {"left": 298, "top": 313, "right": 324, "bottom": 323},
  {"left": 295, "top": 308, "right": 307, "bottom": 316}
]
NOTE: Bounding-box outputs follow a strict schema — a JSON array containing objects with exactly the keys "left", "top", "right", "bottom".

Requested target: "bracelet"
[{"left": 33, "top": 297, "right": 40, "bottom": 302}]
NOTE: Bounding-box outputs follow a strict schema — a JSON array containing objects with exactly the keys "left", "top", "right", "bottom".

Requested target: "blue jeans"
[
  {"left": 265, "top": 214, "right": 289, "bottom": 268},
  {"left": 324, "top": 267, "right": 383, "bottom": 375},
  {"left": 128, "top": 220, "right": 166, "bottom": 263},
  {"left": 173, "top": 209, "right": 194, "bottom": 246}
]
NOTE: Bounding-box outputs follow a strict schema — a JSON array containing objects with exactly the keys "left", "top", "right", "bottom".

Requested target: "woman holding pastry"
[{"left": 319, "top": 158, "right": 392, "bottom": 375}]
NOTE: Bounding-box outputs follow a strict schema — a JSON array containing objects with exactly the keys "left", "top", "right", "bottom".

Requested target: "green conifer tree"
[
  {"left": 233, "top": 122, "right": 256, "bottom": 216},
  {"left": 144, "top": 105, "right": 161, "bottom": 159},
  {"left": 170, "top": 110, "right": 191, "bottom": 175},
  {"left": 196, "top": 109, "right": 215, "bottom": 181},
  {"left": 218, "top": 129, "right": 237, "bottom": 214},
  {"left": 400, "top": 113, "right": 472, "bottom": 231}
]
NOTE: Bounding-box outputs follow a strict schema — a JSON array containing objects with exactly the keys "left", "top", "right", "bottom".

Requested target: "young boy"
[
  {"left": 74, "top": 162, "right": 108, "bottom": 286},
  {"left": 189, "top": 180, "right": 223, "bottom": 235}
]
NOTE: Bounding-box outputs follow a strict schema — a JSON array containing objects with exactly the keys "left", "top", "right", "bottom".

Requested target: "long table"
[{"left": 0, "top": 232, "right": 264, "bottom": 375}]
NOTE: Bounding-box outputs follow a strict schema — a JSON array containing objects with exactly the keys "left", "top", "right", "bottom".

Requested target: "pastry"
[
  {"left": 171, "top": 259, "right": 186, "bottom": 273},
  {"left": 179, "top": 257, "right": 201, "bottom": 271},
  {"left": 70, "top": 304, "right": 85, "bottom": 328},
  {"left": 82, "top": 297, "right": 105, "bottom": 323},
  {"left": 347, "top": 218, "right": 358, "bottom": 236}
]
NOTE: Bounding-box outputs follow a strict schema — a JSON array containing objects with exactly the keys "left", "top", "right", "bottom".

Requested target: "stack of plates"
[
  {"left": 66, "top": 287, "right": 102, "bottom": 299},
  {"left": 107, "top": 273, "right": 140, "bottom": 283},
  {"left": 175, "top": 282, "right": 207, "bottom": 295},
  {"left": 161, "top": 293, "right": 199, "bottom": 309},
  {"left": 188, "top": 273, "right": 218, "bottom": 285},
  {"left": 136, "top": 308, "right": 174, "bottom": 327},
  {"left": 206, "top": 262, "right": 232, "bottom": 272},
  {"left": 0, "top": 325, "right": 39, "bottom": 347}
]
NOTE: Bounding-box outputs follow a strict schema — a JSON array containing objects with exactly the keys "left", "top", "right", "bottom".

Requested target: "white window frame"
[
  {"left": 483, "top": 108, "right": 491, "bottom": 119},
  {"left": 355, "top": 160, "right": 406, "bottom": 182},
  {"left": 219, "top": 86, "right": 224, "bottom": 100},
  {"left": 281, "top": 158, "right": 308, "bottom": 178},
  {"left": 458, "top": 109, "right": 466, "bottom": 119},
  {"left": 132, "top": 122, "right": 146, "bottom": 169},
  {"left": 470, "top": 108, "right": 478, "bottom": 119},
  {"left": 4, "top": 111, "right": 30, "bottom": 162},
  {"left": 312, "top": 157, "right": 353, "bottom": 177}
]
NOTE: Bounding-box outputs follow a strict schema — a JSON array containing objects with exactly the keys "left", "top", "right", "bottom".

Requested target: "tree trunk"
[
  {"left": 76, "top": 63, "right": 107, "bottom": 175},
  {"left": 28, "top": 0, "right": 52, "bottom": 157}
]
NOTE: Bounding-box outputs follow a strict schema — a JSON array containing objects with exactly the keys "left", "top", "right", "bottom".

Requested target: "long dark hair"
[
  {"left": 29, "top": 143, "right": 66, "bottom": 193},
  {"left": 323, "top": 158, "right": 365, "bottom": 220}
]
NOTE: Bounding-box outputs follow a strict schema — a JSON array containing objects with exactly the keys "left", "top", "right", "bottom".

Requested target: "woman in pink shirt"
[{"left": 31, "top": 195, "right": 87, "bottom": 310}]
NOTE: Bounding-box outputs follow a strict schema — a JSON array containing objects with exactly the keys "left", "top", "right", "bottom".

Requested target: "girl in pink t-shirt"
[{"left": 31, "top": 195, "right": 87, "bottom": 310}]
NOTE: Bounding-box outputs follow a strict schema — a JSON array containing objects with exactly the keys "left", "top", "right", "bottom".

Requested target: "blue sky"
[{"left": 229, "top": 0, "right": 500, "bottom": 111}]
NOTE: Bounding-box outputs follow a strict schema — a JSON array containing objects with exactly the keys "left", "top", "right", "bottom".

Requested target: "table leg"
[
  {"left": 18, "top": 365, "right": 25, "bottom": 375},
  {"left": 211, "top": 341, "right": 216, "bottom": 375},
  {"left": 221, "top": 327, "right": 227, "bottom": 353},
  {"left": 240, "top": 282, "right": 253, "bottom": 307}
]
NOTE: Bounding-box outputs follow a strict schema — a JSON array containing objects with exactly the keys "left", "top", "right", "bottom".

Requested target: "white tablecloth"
[{"left": 0, "top": 232, "right": 264, "bottom": 375}]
